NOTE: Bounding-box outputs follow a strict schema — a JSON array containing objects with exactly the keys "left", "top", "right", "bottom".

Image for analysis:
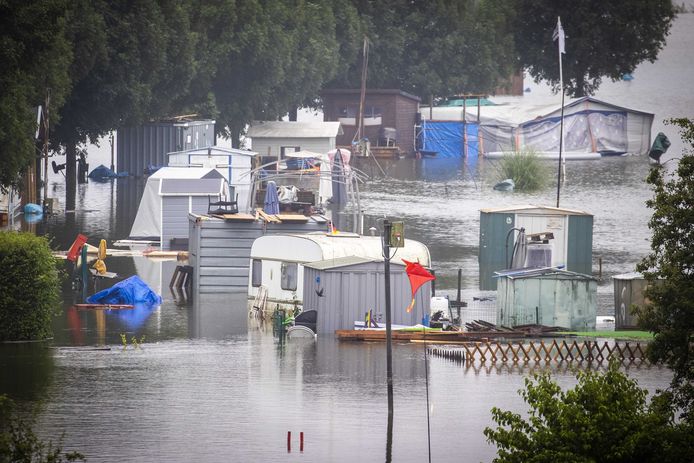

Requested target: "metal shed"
[
  {"left": 117, "top": 119, "right": 216, "bottom": 176},
  {"left": 246, "top": 121, "right": 342, "bottom": 163},
  {"left": 496, "top": 268, "right": 597, "bottom": 331},
  {"left": 479, "top": 205, "right": 593, "bottom": 290},
  {"left": 167, "top": 146, "right": 259, "bottom": 212},
  {"left": 188, "top": 214, "right": 329, "bottom": 293},
  {"left": 613, "top": 272, "right": 651, "bottom": 329},
  {"left": 303, "top": 257, "right": 432, "bottom": 335},
  {"left": 129, "top": 167, "right": 229, "bottom": 250}
]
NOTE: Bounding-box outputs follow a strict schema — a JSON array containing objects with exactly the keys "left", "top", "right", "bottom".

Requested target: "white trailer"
[{"left": 248, "top": 232, "right": 431, "bottom": 313}]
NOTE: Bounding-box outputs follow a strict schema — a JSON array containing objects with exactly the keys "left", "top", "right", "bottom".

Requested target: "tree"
[
  {"left": 514, "top": 0, "right": 675, "bottom": 97},
  {"left": 53, "top": 0, "right": 197, "bottom": 203},
  {"left": 324, "top": 0, "right": 517, "bottom": 103},
  {"left": 636, "top": 118, "right": 694, "bottom": 422},
  {"left": 0, "top": 0, "right": 72, "bottom": 189},
  {"left": 484, "top": 363, "right": 693, "bottom": 463}
]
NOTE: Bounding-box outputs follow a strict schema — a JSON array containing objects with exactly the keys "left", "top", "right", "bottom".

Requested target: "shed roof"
[
  {"left": 247, "top": 121, "right": 342, "bottom": 138},
  {"left": 321, "top": 88, "right": 421, "bottom": 103},
  {"left": 150, "top": 166, "right": 224, "bottom": 180},
  {"left": 495, "top": 267, "right": 597, "bottom": 281},
  {"left": 480, "top": 204, "right": 592, "bottom": 216},
  {"left": 612, "top": 272, "right": 645, "bottom": 280},
  {"left": 167, "top": 146, "right": 258, "bottom": 158}
]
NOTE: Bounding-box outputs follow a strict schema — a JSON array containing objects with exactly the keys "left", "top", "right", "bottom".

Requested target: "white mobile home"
[
  {"left": 167, "top": 146, "right": 259, "bottom": 212},
  {"left": 246, "top": 121, "right": 342, "bottom": 162},
  {"left": 248, "top": 232, "right": 431, "bottom": 313},
  {"left": 129, "top": 167, "right": 229, "bottom": 249}
]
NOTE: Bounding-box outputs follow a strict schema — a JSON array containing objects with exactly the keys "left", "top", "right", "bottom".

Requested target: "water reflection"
[{"left": 0, "top": 344, "right": 54, "bottom": 402}]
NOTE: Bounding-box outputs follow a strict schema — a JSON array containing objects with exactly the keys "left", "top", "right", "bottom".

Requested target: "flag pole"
[{"left": 555, "top": 16, "right": 565, "bottom": 208}]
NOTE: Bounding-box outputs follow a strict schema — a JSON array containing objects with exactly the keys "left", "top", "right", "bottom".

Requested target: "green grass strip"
[{"left": 561, "top": 331, "right": 654, "bottom": 340}]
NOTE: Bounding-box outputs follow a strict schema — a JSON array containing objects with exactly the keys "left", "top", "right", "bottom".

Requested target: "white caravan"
[{"left": 248, "top": 232, "right": 431, "bottom": 313}]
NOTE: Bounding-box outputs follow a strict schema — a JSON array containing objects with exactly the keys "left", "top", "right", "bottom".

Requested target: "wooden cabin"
[{"left": 320, "top": 89, "right": 421, "bottom": 158}]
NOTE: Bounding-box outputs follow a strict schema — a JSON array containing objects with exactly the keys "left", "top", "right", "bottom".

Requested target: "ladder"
[{"left": 250, "top": 286, "right": 268, "bottom": 320}]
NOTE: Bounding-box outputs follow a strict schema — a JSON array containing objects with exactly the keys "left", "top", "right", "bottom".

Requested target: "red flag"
[{"left": 402, "top": 259, "right": 435, "bottom": 313}]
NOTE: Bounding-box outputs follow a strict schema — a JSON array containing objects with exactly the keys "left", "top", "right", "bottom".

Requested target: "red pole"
[
  {"left": 287, "top": 431, "right": 291, "bottom": 452},
  {"left": 300, "top": 432, "right": 304, "bottom": 452}
]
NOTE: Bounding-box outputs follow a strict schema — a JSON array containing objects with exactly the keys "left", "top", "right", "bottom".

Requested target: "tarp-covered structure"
[
  {"left": 129, "top": 167, "right": 230, "bottom": 249},
  {"left": 419, "top": 96, "right": 654, "bottom": 158}
]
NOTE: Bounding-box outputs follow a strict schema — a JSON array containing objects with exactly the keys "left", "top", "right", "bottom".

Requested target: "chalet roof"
[
  {"left": 320, "top": 88, "right": 421, "bottom": 102},
  {"left": 247, "top": 121, "right": 342, "bottom": 138}
]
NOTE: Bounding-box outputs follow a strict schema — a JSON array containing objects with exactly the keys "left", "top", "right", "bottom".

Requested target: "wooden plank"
[
  {"left": 275, "top": 214, "right": 309, "bottom": 223},
  {"left": 73, "top": 304, "right": 134, "bottom": 310},
  {"left": 214, "top": 213, "right": 256, "bottom": 221}
]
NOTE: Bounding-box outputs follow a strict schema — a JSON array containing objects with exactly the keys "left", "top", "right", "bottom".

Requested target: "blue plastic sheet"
[
  {"left": 87, "top": 275, "right": 162, "bottom": 306},
  {"left": 420, "top": 121, "right": 479, "bottom": 159}
]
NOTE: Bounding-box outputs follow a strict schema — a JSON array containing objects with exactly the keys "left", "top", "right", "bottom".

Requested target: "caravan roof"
[{"left": 250, "top": 232, "right": 431, "bottom": 267}]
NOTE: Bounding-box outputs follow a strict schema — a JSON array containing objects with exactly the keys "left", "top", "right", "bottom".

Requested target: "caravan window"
[
  {"left": 251, "top": 259, "right": 262, "bottom": 287},
  {"left": 281, "top": 262, "right": 297, "bottom": 291}
]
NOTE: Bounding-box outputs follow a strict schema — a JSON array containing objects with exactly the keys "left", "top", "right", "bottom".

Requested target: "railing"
[{"left": 430, "top": 339, "right": 650, "bottom": 365}]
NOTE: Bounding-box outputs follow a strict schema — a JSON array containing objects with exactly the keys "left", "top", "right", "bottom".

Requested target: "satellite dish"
[{"left": 52, "top": 160, "right": 66, "bottom": 174}]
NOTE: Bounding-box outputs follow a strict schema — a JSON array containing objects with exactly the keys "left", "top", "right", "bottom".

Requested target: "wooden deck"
[{"left": 335, "top": 329, "right": 526, "bottom": 342}]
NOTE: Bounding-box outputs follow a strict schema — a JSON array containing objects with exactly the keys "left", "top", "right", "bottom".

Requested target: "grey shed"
[
  {"left": 613, "top": 272, "right": 657, "bottom": 329},
  {"left": 302, "top": 257, "right": 432, "bottom": 335},
  {"left": 496, "top": 268, "right": 597, "bottom": 331}
]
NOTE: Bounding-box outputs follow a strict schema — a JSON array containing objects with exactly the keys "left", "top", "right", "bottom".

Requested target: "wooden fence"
[{"left": 429, "top": 340, "right": 650, "bottom": 365}]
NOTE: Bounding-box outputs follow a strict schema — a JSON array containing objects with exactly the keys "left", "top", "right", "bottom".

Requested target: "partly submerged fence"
[{"left": 429, "top": 340, "right": 650, "bottom": 365}]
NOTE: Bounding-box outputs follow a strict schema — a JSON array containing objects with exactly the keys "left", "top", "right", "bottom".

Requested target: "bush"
[
  {"left": 0, "top": 232, "right": 60, "bottom": 341},
  {"left": 0, "top": 394, "right": 84, "bottom": 462},
  {"left": 498, "top": 150, "right": 549, "bottom": 192},
  {"left": 484, "top": 362, "right": 694, "bottom": 463}
]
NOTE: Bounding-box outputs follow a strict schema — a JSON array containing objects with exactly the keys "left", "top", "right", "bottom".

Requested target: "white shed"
[
  {"left": 167, "top": 146, "right": 259, "bottom": 212},
  {"left": 248, "top": 232, "right": 431, "bottom": 313},
  {"left": 246, "top": 121, "right": 343, "bottom": 161},
  {"left": 129, "top": 167, "right": 229, "bottom": 249}
]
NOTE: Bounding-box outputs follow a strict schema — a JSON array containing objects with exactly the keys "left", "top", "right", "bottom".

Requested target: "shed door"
[{"left": 515, "top": 214, "right": 567, "bottom": 268}]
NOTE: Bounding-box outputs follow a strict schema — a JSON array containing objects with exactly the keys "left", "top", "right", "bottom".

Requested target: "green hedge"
[{"left": 0, "top": 232, "right": 60, "bottom": 341}]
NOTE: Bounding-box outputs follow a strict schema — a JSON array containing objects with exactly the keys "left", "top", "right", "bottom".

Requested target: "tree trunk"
[{"left": 65, "top": 142, "right": 76, "bottom": 212}]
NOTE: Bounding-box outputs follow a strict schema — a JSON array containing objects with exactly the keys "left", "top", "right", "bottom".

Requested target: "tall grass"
[{"left": 498, "top": 150, "right": 550, "bottom": 192}]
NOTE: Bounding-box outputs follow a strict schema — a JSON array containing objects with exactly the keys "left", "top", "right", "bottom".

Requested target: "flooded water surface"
[{"left": 3, "top": 11, "right": 694, "bottom": 463}]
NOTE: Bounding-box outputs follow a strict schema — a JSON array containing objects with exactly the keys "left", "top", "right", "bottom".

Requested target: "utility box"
[{"left": 479, "top": 205, "right": 593, "bottom": 290}]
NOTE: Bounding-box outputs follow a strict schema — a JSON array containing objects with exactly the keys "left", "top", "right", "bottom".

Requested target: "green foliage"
[
  {"left": 514, "top": 0, "right": 675, "bottom": 97},
  {"left": 484, "top": 363, "right": 694, "bottom": 463},
  {"left": 0, "top": 395, "right": 84, "bottom": 462},
  {"left": 326, "top": 0, "right": 517, "bottom": 100},
  {"left": 0, "top": 232, "right": 60, "bottom": 342},
  {"left": 498, "top": 151, "right": 549, "bottom": 191},
  {"left": 0, "top": 0, "right": 72, "bottom": 189},
  {"left": 636, "top": 117, "right": 694, "bottom": 422}
]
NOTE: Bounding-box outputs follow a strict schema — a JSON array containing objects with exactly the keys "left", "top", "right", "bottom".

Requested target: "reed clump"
[{"left": 499, "top": 150, "right": 549, "bottom": 192}]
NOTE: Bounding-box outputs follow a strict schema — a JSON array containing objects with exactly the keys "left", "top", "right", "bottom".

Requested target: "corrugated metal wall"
[
  {"left": 188, "top": 216, "right": 327, "bottom": 293},
  {"left": 479, "top": 211, "right": 515, "bottom": 290},
  {"left": 567, "top": 215, "right": 593, "bottom": 276},
  {"left": 304, "top": 262, "right": 431, "bottom": 334},
  {"left": 161, "top": 196, "right": 210, "bottom": 250},
  {"left": 117, "top": 121, "right": 215, "bottom": 176}
]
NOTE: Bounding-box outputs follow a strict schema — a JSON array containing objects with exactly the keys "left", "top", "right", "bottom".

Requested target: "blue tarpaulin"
[
  {"left": 420, "top": 121, "right": 478, "bottom": 159},
  {"left": 87, "top": 275, "right": 162, "bottom": 306}
]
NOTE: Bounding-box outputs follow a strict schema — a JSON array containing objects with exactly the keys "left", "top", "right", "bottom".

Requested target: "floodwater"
[{"left": 3, "top": 9, "right": 694, "bottom": 463}]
